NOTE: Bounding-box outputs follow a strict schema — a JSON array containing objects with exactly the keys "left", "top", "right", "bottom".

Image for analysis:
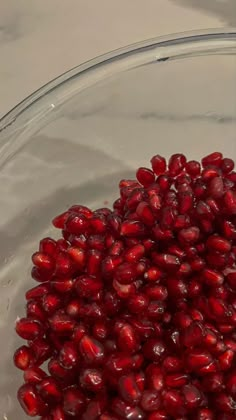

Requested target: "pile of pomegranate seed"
[{"left": 14, "top": 152, "right": 236, "bottom": 419}]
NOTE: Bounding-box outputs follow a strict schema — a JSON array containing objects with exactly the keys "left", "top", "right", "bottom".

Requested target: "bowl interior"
[{"left": 0, "top": 31, "right": 236, "bottom": 418}]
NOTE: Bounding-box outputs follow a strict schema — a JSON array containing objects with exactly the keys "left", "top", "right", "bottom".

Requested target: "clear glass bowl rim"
[{"left": 0, "top": 28, "right": 236, "bottom": 133}]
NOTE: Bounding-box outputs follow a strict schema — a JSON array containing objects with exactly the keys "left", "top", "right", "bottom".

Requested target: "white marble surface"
[{"left": 1, "top": 0, "right": 235, "bottom": 118}]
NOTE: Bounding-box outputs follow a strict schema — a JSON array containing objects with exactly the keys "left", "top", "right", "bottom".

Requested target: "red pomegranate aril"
[
  {"left": 183, "top": 384, "right": 202, "bottom": 410},
  {"left": 182, "top": 321, "right": 206, "bottom": 348},
  {"left": 30, "top": 337, "right": 52, "bottom": 365},
  {"left": 202, "top": 152, "right": 223, "bottom": 168},
  {"left": 136, "top": 167, "right": 155, "bottom": 187},
  {"left": 152, "top": 253, "right": 180, "bottom": 272},
  {"left": 114, "top": 262, "right": 137, "bottom": 285},
  {"left": 24, "top": 366, "right": 47, "bottom": 384},
  {"left": 136, "top": 201, "right": 155, "bottom": 226},
  {"left": 168, "top": 154, "right": 186, "bottom": 176},
  {"left": 27, "top": 300, "right": 47, "bottom": 323},
  {"left": 113, "top": 279, "right": 136, "bottom": 299},
  {"left": 127, "top": 294, "right": 149, "bottom": 313},
  {"left": 65, "top": 213, "right": 89, "bottom": 234},
  {"left": 50, "top": 406, "right": 65, "bottom": 420},
  {"left": 140, "top": 390, "right": 161, "bottom": 411},
  {"left": 79, "top": 368, "right": 104, "bottom": 392},
  {"left": 112, "top": 398, "right": 145, "bottom": 419},
  {"left": 202, "top": 268, "right": 224, "bottom": 287},
  {"left": 163, "top": 389, "right": 185, "bottom": 416},
  {"left": 39, "top": 237, "right": 57, "bottom": 256},
  {"left": 118, "top": 373, "right": 141, "bottom": 404},
  {"left": 120, "top": 220, "right": 146, "bottom": 237},
  {"left": 226, "top": 371, "right": 236, "bottom": 397},
  {"left": 59, "top": 341, "right": 79, "bottom": 369},
  {"left": 144, "top": 266, "right": 162, "bottom": 282},
  {"left": 52, "top": 211, "right": 69, "bottom": 229},
  {"left": 224, "top": 190, "right": 236, "bottom": 214},
  {"left": 117, "top": 323, "right": 139, "bottom": 354},
  {"left": 221, "top": 158, "right": 235, "bottom": 173},
  {"left": 206, "top": 235, "right": 231, "bottom": 253},
  {"left": 49, "top": 313, "right": 75, "bottom": 335},
  {"left": 63, "top": 386, "right": 86, "bottom": 416},
  {"left": 17, "top": 383, "right": 48, "bottom": 417},
  {"left": 185, "top": 160, "right": 201, "bottom": 176},
  {"left": 31, "top": 266, "right": 53, "bottom": 283},
  {"left": 42, "top": 294, "right": 62, "bottom": 315},
  {"left": 16, "top": 317, "right": 44, "bottom": 340},
  {"left": 178, "top": 192, "right": 194, "bottom": 214},
  {"left": 219, "top": 349, "right": 234, "bottom": 371},
  {"left": 67, "top": 246, "right": 86, "bottom": 269},
  {"left": 151, "top": 155, "right": 166, "bottom": 175},
  {"left": 195, "top": 408, "right": 214, "bottom": 420},
  {"left": 186, "top": 349, "right": 213, "bottom": 372},
  {"left": 32, "top": 252, "right": 55, "bottom": 271},
  {"left": 143, "top": 339, "right": 166, "bottom": 362},
  {"left": 75, "top": 275, "right": 102, "bottom": 298},
  {"left": 38, "top": 377, "right": 62, "bottom": 403},
  {"left": 14, "top": 345, "right": 33, "bottom": 370},
  {"left": 79, "top": 335, "right": 104, "bottom": 365},
  {"left": 202, "top": 372, "right": 224, "bottom": 392},
  {"left": 178, "top": 226, "right": 200, "bottom": 244},
  {"left": 165, "top": 373, "right": 189, "bottom": 388},
  {"left": 214, "top": 393, "right": 236, "bottom": 413},
  {"left": 25, "top": 284, "right": 50, "bottom": 300}
]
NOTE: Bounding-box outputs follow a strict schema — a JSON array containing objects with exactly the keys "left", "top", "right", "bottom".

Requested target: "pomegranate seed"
[
  {"left": 49, "top": 313, "right": 75, "bottom": 335},
  {"left": 186, "top": 349, "right": 213, "bottom": 371},
  {"left": 162, "top": 389, "right": 185, "bottom": 416},
  {"left": 50, "top": 406, "right": 65, "bottom": 420},
  {"left": 202, "top": 152, "right": 223, "bottom": 167},
  {"left": 30, "top": 337, "right": 52, "bottom": 365},
  {"left": 202, "top": 268, "right": 224, "bottom": 287},
  {"left": 221, "top": 158, "right": 235, "bottom": 173},
  {"left": 151, "top": 155, "right": 166, "bottom": 175},
  {"left": 25, "top": 283, "right": 50, "bottom": 300},
  {"left": 75, "top": 275, "right": 102, "bottom": 298},
  {"left": 59, "top": 341, "right": 79, "bottom": 368},
  {"left": 120, "top": 220, "right": 146, "bottom": 237},
  {"left": 143, "top": 339, "right": 166, "bottom": 362},
  {"left": 14, "top": 346, "right": 34, "bottom": 370},
  {"left": 136, "top": 167, "right": 155, "bottom": 187},
  {"left": 140, "top": 390, "right": 161, "bottom": 411},
  {"left": 168, "top": 154, "right": 187, "bottom": 176},
  {"left": 118, "top": 373, "right": 141, "bottom": 404},
  {"left": 117, "top": 323, "right": 139, "bottom": 354},
  {"left": 182, "top": 384, "right": 202, "bottom": 409},
  {"left": 181, "top": 321, "right": 206, "bottom": 348},
  {"left": 80, "top": 368, "right": 104, "bottom": 392},
  {"left": 52, "top": 211, "right": 69, "bottom": 228},
  {"left": 16, "top": 317, "right": 44, "bottom": 340},
  {"left": 79, "top": 335, "right": 105, "bottom": 365},
  {"left": 112, "top": 398, "right": 145, "bottom": 419},
  {"left": 26, "top": 300, "right": 46, "bottom": 322},
  {"left": 63, "top": 386, "right": 85, "bottom": 416},
  {"left": 224, "top": 190, "right": 236, "bottom": 214},
  {"left": 136, "top": 201, "right": 155, "bottom": 225},
  {"left": 17, "top": 383, "right": 48, "bottom": 416},
  {"left": 165, "top": 373, "right": 189, "bottom": 388},
  {"left": 185, "top": 160, "right": 201, "bottom": 176},
  {"left": 38, "top": 377, "right": 62, "bottom": 403}
]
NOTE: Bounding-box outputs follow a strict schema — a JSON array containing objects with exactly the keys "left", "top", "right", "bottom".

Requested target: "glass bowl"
[{"left": 0, "top": 29, "right": 236, "bottom": 419}]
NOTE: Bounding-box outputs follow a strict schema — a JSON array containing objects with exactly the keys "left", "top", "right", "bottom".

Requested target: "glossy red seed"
[
  {"left": 26, "top": 300, "right": 46, "bottom": 323},
  {"left": 182, "top": 384, "right": 202, "bottom": 409},
  {"left": 38, "top": 377, "right": 62, "bottom": 403},
  {"left": 136, "top": 167, "right": 155, "bottom": 187},
  {"left": 224, "top": 190, "right": 236, "bottom": 214},
  {"left": 182, "top": 321, "right": 206, "bottom": 348},
  {"left": 185, "top": 160, "right": 201, "bottom": 176},
  {"left": 120, "top": 220, "right": 146, "bottom": 237},
  {"left": 202, "top": 152, "right": 223, "bottom": 167},
  {"left": 168, "top": 154, "right": 187, "bottom": 176},
  {"left": 30, "top": 337, "right": 52, "bottom": 365},
  {"left": 49, "top": 313, "right": 75, "bottom": 335},
  {"left": 186, "top": 349, "right": 213, "bottom": 372},
  {"left": 14, "top": 346, "right": 33, "bottom": 370},
  {"left": 143, "top": 339, "right": 166, "bottom": 362},
  {"left": 202, "top": 268, "right": 224, "bottom": 287},
  {"left": 79, "top": 368, "right": 104, "bottom": 392},
  {"left": 117, "top": 323, "right": 139, "bottom": 354},
  {"left": 79, "top": 335, "right": 104, "bottom": 365},
  {"left": 114, "top": 262, "right": 137, "bottom": 285},
  {"left": 112, "top": 398, "right": 145, "bottom": 419},
  {"left": 17, "top": 383, "right": 48, "bottom": 416},
  {"left": 59, "top": 341, "right": 79, "bottom": 369},
  {"left": 136, "top": 201, "right": 155, "bottom": 225},
  {"left": 16, "top": 317, "right": 44, "bottom": 340},
  {"left": 118, "top": 373, "right": 141, "bottom": 404},
  {"left": 221, "top": 158, "right": 235, "bottom": 173},
  {"left": 140, "top": 390, "right": 161, "bottom": 411},
  {"left": 165, "top": 373, "right": 189, "bottom": 388},
  {"left": 63, "top": 386, "right": 85, "bottom": 416},
  {"left": 162, "top": 389, "right": 185, "bottom": 416},
  {"left": 24, "top": 366, "right": 47, "bottom": 384},
  {"left": 75, "top": 275, "right": 102, "bottom": 298},
  {"left": 151, "top": 155, "right": 166, "bottom": 175},
  {"left": 52, "top": 211, "right": 69, "bottom": 228}
]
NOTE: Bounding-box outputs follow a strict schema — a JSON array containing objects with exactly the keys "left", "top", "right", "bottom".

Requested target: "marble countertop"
[{"left": 1, "top": 0, "right": 235, "bottom": 118}]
